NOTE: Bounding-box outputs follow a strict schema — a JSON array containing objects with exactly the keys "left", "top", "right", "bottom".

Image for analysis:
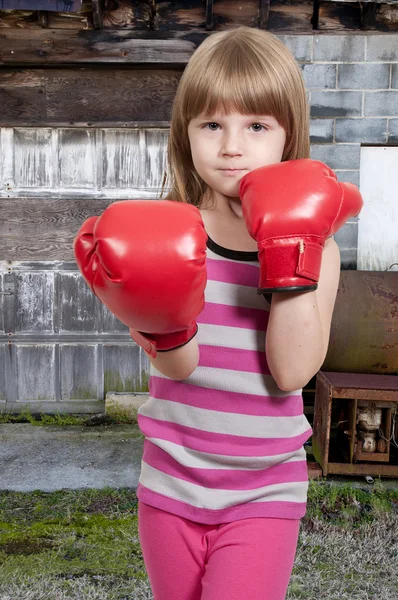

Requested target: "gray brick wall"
[{"left": 278, "top": 33, "right": 398, "bottom": 270}]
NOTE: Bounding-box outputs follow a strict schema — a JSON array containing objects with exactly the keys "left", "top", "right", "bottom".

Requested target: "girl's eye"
[
  {"left": 251, "top": 123, "right": 268, "bottom": 132},
  {"left": 203, "top": 123, "right": 268, "bottom": 132},
  {"left": 205, "top": 123, "right": 219, "bottom": 131}
]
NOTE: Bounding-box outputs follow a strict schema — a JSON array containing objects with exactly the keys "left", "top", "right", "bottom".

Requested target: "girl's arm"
[
  {"left": 144, "top": 337, "right": 199, "bottom": 381},
  {"left": 265, "top": 237, "right": 341, "bottom": 392}
]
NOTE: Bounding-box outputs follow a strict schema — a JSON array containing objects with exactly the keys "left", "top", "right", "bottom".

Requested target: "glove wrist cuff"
[
  {"left": 130, "top": 325, "right": 198, "bottom": 358},
  {"left": 257, "top": 236, "right": 324, "bottom": 293}
]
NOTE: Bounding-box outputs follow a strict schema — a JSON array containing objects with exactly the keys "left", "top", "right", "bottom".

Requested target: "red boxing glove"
[
  {"left": 239, "top": 159, "right": 364, "bottom": 294},
  {"left": 73, "top": 200, "right": 207, "bottom": 358}
]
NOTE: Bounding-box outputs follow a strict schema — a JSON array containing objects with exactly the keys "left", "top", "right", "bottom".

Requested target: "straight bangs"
[
  {"left": 160, "top": 27, "right": 310, "bottom": 206},
  {"left": 183, "top": 49, "right": 291, "bottom": 136}
]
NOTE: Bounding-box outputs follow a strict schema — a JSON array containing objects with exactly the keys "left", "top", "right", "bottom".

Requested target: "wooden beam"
[
  {"left": 205, "top": 0, "right": 214, "bottom": 30},
  {"left": 37, "top": 11, "right": 49, "bottom": 27},
  {"left": 259, "top": 0, "right": 271, "bottom": 28},
  {"left": 0, "top": 197, "right": 114, "bottom": 261},
  {"left": 0, "top": 67, "right": 182, "bottom": 126},
  {"left": 0, "top": 30, "right": 197, "bottom": 66},
  {"left": 92, "top": 0, "right": 104, "bottom": 30}
]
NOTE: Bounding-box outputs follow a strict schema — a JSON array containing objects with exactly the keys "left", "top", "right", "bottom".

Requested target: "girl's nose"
[{"left": 221, "top": 132, "right": 243, "bottom": 156}]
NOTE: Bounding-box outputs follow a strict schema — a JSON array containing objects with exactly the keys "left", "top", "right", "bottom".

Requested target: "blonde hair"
[{"left": 159, "top": 26, "right": 310, "bottom": 207}]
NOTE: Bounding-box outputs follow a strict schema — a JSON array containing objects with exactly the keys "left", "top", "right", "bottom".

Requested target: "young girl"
[{"left": 74, "top": 26, "right": 363, "bottom": 600}]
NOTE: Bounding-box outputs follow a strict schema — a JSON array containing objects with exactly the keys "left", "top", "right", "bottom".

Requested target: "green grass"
[
  {"left": 0, "top": 403, "right": 139, "bottom": 427},
  {"left": 0, "top": 481, "right": 397, "bottom": 599},
  {"left": 0, "top": 488, "right": 146, "bottom": 593}
]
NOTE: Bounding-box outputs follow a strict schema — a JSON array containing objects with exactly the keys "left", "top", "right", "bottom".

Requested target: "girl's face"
[{"left": 187, "top": 111, "right": 287, "bottom": 202}]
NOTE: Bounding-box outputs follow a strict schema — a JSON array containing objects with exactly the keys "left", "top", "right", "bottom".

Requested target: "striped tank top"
[{"left": 136, "top": 236, "right": 313, "bottom": 524}]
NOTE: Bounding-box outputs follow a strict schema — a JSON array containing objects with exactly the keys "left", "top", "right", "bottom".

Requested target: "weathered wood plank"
[
  {"left": 268, "top": 0, "right": 314, "bottom": 32},
  {"left": 0, "top": 273, "right": 5, "bottom": 334},
  {"left": 0, "top": 197, "right": 172, "bottom": 261},
  {"left": 0, "top": 30, "right": 196, "bottom": 66},
  {"left": 155, "top": 0, "right": 259, "bottom": 30},
  {"left": 44, "top": 11, "right": 92, "bottom": 29},
  {"left": 60, "top": 344, "right": 99, "bottom": 400},
  {"left": 0, "top": 345, "right": 6, "bottom": 401},
  {"left": 315, "top": 0, "right": 398, "bottom": 31},
  {"left": 141, "top": 129, "right": 169, "bottom": 189},
  {"left": 3, "top": 126, "right": 168, "bottom": 193},
  {"left": 14, "top": 272, "right": 54, "bottom": 333},
  {"left": 14, "top": 128, "right": 53, "bottom": 188},
  {"left": 101, "top": 129, "right": 142, "bottom": 189},
  {"left": 103, "top": 344, "right": 143, "bottom": 394},
  {"left": 59, "top": 272, "right": 102, "bottom": 333},
  {"left": 0, "top": 10, "right": 41, "bottom": 28},
  {"left": 15, "top": 344, "right": 56, "bottom": 402},
  {"left": 103, "top": 0, "right": 151, "bottom": 29},
  {"left": 317, "top": 2, "right": 362, "bottom": 30},
  {"left": 0, "top": 68, "right": 182, "bottom": 126},
  {"left": 0, "top": 70, "right": 46, "bottom": 124},
  {"left": 102, "top": 305, "right": 129, "bottom": 333},
  {"left": 372, "top": 2, "right": 398, "bottom": 29},
  {"left": 0, "top": 197, "right": 114, "bottom": 261},
  {"left": 92, "top": 0, "right": 104, "bottom": 30},
  {"left": 58, "top": 129, "right": 96, "bottom": 188}
]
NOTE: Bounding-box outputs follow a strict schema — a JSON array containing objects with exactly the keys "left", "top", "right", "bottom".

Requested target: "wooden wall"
[
  {"left": 1, "top": 1, "right": 397, "bottom": 412},
  {"left": 1, "top": 127, "right": 168, "bottom": 260},
  {"left": 1, "top": 0, "right": 398, "bottom": 32}
]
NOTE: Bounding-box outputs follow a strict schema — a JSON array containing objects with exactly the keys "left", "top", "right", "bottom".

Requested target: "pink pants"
[{"left": 138, "top": 501, "right": 301, "bottom": 600}]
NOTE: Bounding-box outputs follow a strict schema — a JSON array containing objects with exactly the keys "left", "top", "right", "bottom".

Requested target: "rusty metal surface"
[
  {"left": 322, "top": 271, "right": 398, "bottom": 375},
  {"left": 321, "top": 371, "right": 398, "bottom": 390}
]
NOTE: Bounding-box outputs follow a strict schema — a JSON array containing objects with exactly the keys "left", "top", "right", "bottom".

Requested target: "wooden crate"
[{"left": 313, "top": 371, "right": 398, "bottom": 477}]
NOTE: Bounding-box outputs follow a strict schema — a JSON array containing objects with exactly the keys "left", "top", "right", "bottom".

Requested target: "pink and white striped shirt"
[{"left": 137, "top": 237, "right": 313, "bottom": 524}]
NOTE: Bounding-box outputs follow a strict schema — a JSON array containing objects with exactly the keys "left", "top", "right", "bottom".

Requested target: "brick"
[
  {"left": 338, "top": 64, "right": 390, "bottom": 90},
  {"left": 335, "top": 118, "right": 387, "bottom": 143},
  {"left": 364, "top": 92, "right": 398, "bottom": 117},
  {"left": 310, "top": 119, "right": 334, "bottom": 143},
  {"left": 334, "top": 170, "right": 360, "bottom": 188},
  {"left": 310, "top": 91, "right": 362, "bottom": 117},
  {"left": 333, "top": 222, "right": 359, "bottom": 249},
  {"left": 392, "top": 64, "right": 398, "bottom": 89},
  {"left": 301, "top": 64, "right": 336, "bottom": 89},
  {"left": 277, "top": 35, "right": 313, "bottom": 62},
  {"left": 366, "top": 35, "right": 398, "bottom": 62},
  {"left": 313, "top": 35, "right": 365, "bottom": 62},
  {"left": 388, "top": 119, "right": 398, "bottom": 142},
  {"left": 310, "top": 144, "right": 360, "bottom": 170}
]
